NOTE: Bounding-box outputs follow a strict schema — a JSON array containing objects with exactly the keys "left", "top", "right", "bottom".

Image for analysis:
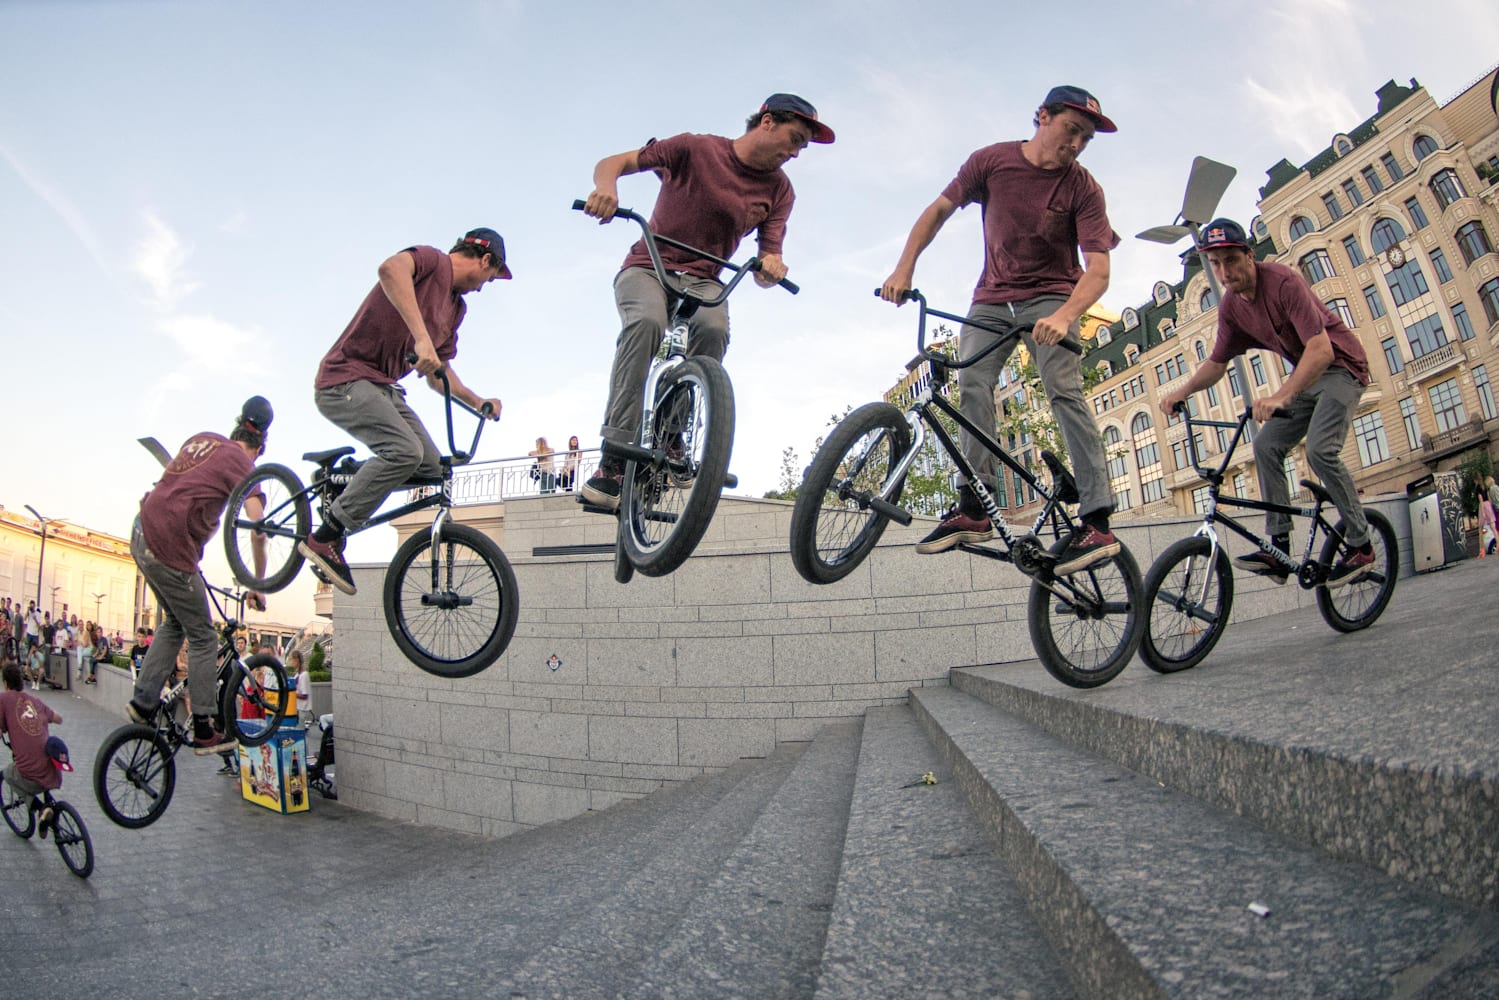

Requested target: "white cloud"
[
  {"left": 0, "top": 141, "right": 110, "bottom": 275},
  {"left": 158, "top": 312, "right": 267, "bottom": 375},
  {"left": 131, "top": 210, "right": 199, "bottom": 312}
]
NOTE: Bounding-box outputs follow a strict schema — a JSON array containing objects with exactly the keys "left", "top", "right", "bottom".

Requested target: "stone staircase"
[{"left": 489, "top": 556, "right": 1499, "bottom": 999}]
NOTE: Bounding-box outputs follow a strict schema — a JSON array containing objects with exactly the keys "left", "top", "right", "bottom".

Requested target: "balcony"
[
  {"left": 1421, "top": 417, "right": 1490, "bottom": 463},
  {"left": 1405, "top": 341, "right": 1463, "bottom": 383}
]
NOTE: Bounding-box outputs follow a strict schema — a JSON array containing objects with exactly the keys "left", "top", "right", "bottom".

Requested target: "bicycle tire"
[
  {"left": 1316, "top": 509, "right": 1398, "bottom": 633},
  {"left": 93, "top": 724, "right": 177, "bottom": 829},
  {"left": 1028, "top": 536, "right": 1143, "bottom": 689},
  {"left": 223, "top": 463, "right": 311, "bottom": 593},
  {"left": 384, "top": 521, "right": 519, "bottom": 678},
  {"left": 51, "top": 801, "right": 94, "bottom": 878},
  {"left": 2, "top": 777, "right": 34, "bottom": 837},
  {"left": 613, "top": 532, "right": 635, "bottom": 584},
  {"left": 620, "top": 357, "right": 734, "bottom": 577},
  {"left": 221, "top": 652, "right": 289, "bottom": 747},
  {"left": 1140, "top": 536, "right": 1235, "bottom": 673},
  {"left": 789, "top": 402, "right": 911, "bottom": 584}
]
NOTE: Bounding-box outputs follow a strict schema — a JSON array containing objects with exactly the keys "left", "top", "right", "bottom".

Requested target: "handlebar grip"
[
  {"left": 779, "top": 277, "right": 800, "bottom": 295},
  {"left": 572, "top": 198, "right": 630, "bottom": 220},
  {"left": 872, "top": 288, "right": 921, "bottom": 303},
  {"left": 480, "top": 402, "right": 496, "bottom": 417},
  {"left": 403, "top": 351, "right": 446, "bottom": 377}
]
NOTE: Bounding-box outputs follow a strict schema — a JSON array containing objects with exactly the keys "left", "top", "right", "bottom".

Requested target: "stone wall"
[{"left": 332, "top": 492, "right": 1413, "bottom": 836}]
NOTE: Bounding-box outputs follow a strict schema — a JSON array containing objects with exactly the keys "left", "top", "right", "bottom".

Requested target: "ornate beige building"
[{"left": 0, "top": 504, "right": 141, "bottom": 635}]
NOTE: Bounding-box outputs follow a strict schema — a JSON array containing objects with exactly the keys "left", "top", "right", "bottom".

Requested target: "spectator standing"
[
  {"left": 529, "top": 437, "right": 557, "bottom": 494},
  {"left": 560, "top": 436, "right": 582, "bottom": 492},
  {"left": 290, "top": 650, "right": 312, "bottom": 728}
]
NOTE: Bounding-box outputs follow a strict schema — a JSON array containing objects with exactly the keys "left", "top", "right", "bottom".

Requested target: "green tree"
[
  {"left": 1457, "top": 448, "right": 1492, "bottom": 517},
  {"left": 307, "top": 640, "right": 328, "bottom": 681}
]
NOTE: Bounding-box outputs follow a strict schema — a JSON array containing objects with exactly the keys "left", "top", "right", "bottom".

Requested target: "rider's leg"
[
  {"left": 316, "top": 381, "right": 441, "bottom": 533},
  {"left": 955, "top": 304, "right": 1020, "bottom": 505},
  {"left": 1302, "top": 368, "right": 1370, "bottom": 548},
  {"left": 1250, "top": 400, "right": 1312, "bottom": 540},
  {"left": 126, "top": 518, "right": 213, "bottom": 732},
  {"left": 599, "top": 267, "right": 671, "bottom": 452}
]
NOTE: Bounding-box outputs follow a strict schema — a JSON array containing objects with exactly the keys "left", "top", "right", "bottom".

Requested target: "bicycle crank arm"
[{"left": 420, "top": 592, "right": 475, "bottom": 610}]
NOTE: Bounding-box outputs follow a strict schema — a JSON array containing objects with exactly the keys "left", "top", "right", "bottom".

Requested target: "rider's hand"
[
  {"left": 246, "top": 591, "right": 266, "bottom": 612},
  {"left": 1159, "top": 392, "right": 1185, "bottom": 418},
  {"left": 583, "top": 187, "right": 619, "bottom": 223},
  {"left": 1031, "top": 310, "right": 1070, "bottom": 347},
  {"left": 1253, "top": 393, "right": 1289, "bottom": 424},
  {"left": 755, "top": 253, "right": 787, "bottom": 288},
  {"left": 409, "top": 337, "right": 442, "bottom": 377},
  {"left": 477, "top": 397, "right": 503, "bottom": 421},
  {"left": 879, "top": 267, "right": 914, "bottom": 305}
]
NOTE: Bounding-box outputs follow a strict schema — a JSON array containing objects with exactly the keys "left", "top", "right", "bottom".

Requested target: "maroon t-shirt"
[
  {"left": 315, "top": 246, "right": 464, "bottom": 390},
  {"left": 620, "top": 133, "right": 795, "bottom": 280},
  {"left": 941, "top": 141, "right": 1120, "bottom": 305},
  {"left": 140, "top": 432, "right": 257, "bottom": 574},
  {"left": 1210, "top": 261, "right": 1371, "bottom": 384},
  {"left": 0, "top": 689, "right": 61, "bottom": 791}
]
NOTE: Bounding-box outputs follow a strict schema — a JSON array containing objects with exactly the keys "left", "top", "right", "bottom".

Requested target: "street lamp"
[
  {"left": 23, "top": 504, "right": 52, "bottom": 611},
  {"left": 92, "top": 592, "right": 108, "bottom": 625}
]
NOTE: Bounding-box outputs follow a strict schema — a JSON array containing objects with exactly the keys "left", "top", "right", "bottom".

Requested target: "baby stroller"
[{"left": 306, "top": 714, "right": 335, "bottom": 800}]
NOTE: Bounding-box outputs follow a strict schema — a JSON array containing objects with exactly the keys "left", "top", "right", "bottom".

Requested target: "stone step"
[
  {"left": 501, "top": 741, "right": 808, "bottom": 997},
  {"left": 815, "top": 704, "right": 1074, "bottom": 999},
  {"left": 632, "top": 721, "right": 864, "bottom": 997},
  {"left": 910, "top": 684, "right": 1499, "bottom": 1000}
]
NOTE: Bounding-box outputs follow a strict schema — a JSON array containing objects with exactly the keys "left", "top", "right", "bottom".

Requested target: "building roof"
[{"left": 1259, "top": 78, "right": 1421, "bottom": 199}]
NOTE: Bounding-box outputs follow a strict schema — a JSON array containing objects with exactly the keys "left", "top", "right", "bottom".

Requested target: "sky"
[{"left": 3, "top": 0, "right": 1498, "bottom": 624}]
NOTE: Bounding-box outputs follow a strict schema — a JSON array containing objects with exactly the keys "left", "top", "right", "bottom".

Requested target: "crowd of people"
[
  {"left": 0, "top": 596, "right": 134, "bottom": 689},
  {"left": 528, "top": 436, "right": 583, "bottom": 494}
]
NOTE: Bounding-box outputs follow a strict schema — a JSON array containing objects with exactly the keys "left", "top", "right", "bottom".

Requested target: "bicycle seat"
[
  {"left": 1041, "top": 451, "right": 1080, "bottom": 505},
  {"left": 1300, "top": 478, "right": 1334, "bottom": 505},
  {"left": 304, "top": 446, "right": 356, "bottom": 466}
]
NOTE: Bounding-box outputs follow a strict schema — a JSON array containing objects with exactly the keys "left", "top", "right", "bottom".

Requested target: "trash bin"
[
  {"left": 1407, "top": 471, "right": 1467, "bottom": 572},
  {"left": 45, "top": 652, "right": 72, "bottom": 691},
  {"left": 238, "top": 719, "right": 310, "bottom": 814}
]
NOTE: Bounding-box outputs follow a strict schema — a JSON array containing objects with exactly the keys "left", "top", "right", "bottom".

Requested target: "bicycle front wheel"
[
  {"left": 51, "top": 801, "right": 94, "bottom": 878},
  {"left": 1028, "top": 537, "right": 1143, "bottom": 688},
  {"left": 2, "top": 777, "right": 34, "bottom": 837},
  {"left": 1141, "top": 536, "right": 1235, "bottom": 673},
  {"left": 224, "top": 463, "right": 311, "bottom": 593},
  {"left": 620, "top": 357, "right": 734, "bottom": 577},
  {"left": 789, "top": 402, "right": 910, "bottom": 585},
  {"left": 221, "top": 653, "right": 289, "bottom": 747},
  {"left": 1316, "top": 508, "right": 1398, "bottom": 633},
  {"left": 384, "top": 522, "right": 519, "bottom": 678},
  {"left": 94, "top": 724, "right": 177, "bottom": 829}
]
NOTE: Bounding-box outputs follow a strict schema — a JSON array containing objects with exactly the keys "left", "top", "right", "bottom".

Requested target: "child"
[{"left": 290, "top": 650, "right": 312, "bottom": 728}]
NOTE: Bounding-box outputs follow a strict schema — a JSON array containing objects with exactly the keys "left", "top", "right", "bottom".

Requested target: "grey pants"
[
  {"left": 1252, "top": 366, "right": 1369, "bottom": 546},
  {"left": 3, "top": 763, "right": 45, "bottom": 799},
  {"left": 600, "top": 267, "right": 729, "bottom": 448},
  {"left": 131, "top": 518, "right": 219, "bottom": 717},
  {"left": 957, "top": 297, "right": 1114, "bottom": 518},
  {"left": 315, "top": 380, "right": 441, "bottom": 529}
]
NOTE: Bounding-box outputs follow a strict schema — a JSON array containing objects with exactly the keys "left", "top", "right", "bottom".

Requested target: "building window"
[
  {"left": 1122, "top": 308, "right": 1138, "bottom": 330},
  {"left": 1454, "top": 303, "right": 1476, "bottom": 342},
  {"left": 1250, "top": 354, "right": 1267, "bottom": 386},
  {"left": 1228, "top": 365, "right": 1243, "bottom": 397},
  {"left": 1382, "top": 152, "right": 1404, "bottom": 182},
  {"left": 1172, "top": 440, "right": 1191, "bottom": 471},
  {"left": 1233, "top": 473, "right": 1248, "bottom": 497},
  {"left": 1371, "top": 217, "right": 1407, "bottom": 255},
  {"left": 1141, "top": 477, "right": 1166, "bottom": 504},
  {"left": 1342, "top": 235, "right": 1365, "bottom": 267},
  {"left": 1429, "top": 168, "right": 1466, "bottom": 209},
  {"left": 1475, "top": 364, "right": 1499, "bottom": 421},
  {"left": 1405, "top": 197, "right": 1429, "bottom": 230},
  {"left": 1456, "top": 221, "right": 1494, "bottom": 265},
  {"left": 1104, "top": 425, "right": 1127, "bottom": 479},
  {"left": 1481, "top": 278, "right": 1499, "bottom": 325},
  {"left": 1298, "top": 249, "right": 1335, "bottom": 285},
  {"left": 1327, "top": 298, "right": 1355, "bottom": 328},
  {"left": 1199, "top": 287, "right": 1219, "bottom": 311},
  {"left": 1283, "top": 456, "right": 1300, "bottom": 498},
  {"left": 1215, "top": 425, "right": 1230, "bottom": 452},
  {"left": 1404, "top": 314, "right": 1448, "bottom": 359},
  {"left": 1428, "top": 377, "right": 1466, "bottom": 432},
  {"left": 1290, "top": 215, "right": 1317, "bottom": 240},
  {"left": 1361, "top": 165, "right": 1384, "bottom": 194},
  {"left": 1412, "top": 134, "right": 1439, "bottom": 161},
  {"left": 1430, "top": 248, "right": 1453, "bottom": 283},
  {"left": 1132, "top": 412, "right": 1159, "bottom": 470},
  {"left": 1363, "top": 284, "right": 1387, "bottom": 319},
  {"left": 1194, "top": 340, "right": 1207, "bottom": 361},
  {"left": 1321, "top": 193, "right": 1343, "bottom": 222},
  {"left": 1386, "top": 259, "right": 1430, "bottom": 307},
  {"left": 1206, "top": 383, "right": 1220, "bottom": 407},
  {"left": 1399, "top": 397, "right": 1421, "bottom": 449},
  {"left": 1192, "top": 486, "right": 1212, "bottom": 514},
  {"left": 1352, "top": 411, "right": 1389, "bottom": 466},
  {"left": 1115, "top": 487, "right": 1131, "bottom": 510},
  {"left": 1382, "top": 337, "right": 1405, "bottom": 375},
  {"left": 1342, "top": 179, "right": 1364, "bottom": 207}
]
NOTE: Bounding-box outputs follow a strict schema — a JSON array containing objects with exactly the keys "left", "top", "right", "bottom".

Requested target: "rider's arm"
[
  {"left": 1253, "top": 333, "right": 1334, "bottom": 422},
  {"left": 378, "top": 252, "right": 441, "bottom": 376},
  {"left": 584, "top": 150, "right": 644, "bottom": 221},
  {"left": 1033, "top": 251, "right": 1110, "bottom": 346},
  {"left": 1160, "top": 360, "right": 1227, "bottom": 416},
  {"left": 426, "top": 362, "right": 502, "bottom": 421},
  {"left": 880, "top": 195, "right": 959, "bottom": 303}
]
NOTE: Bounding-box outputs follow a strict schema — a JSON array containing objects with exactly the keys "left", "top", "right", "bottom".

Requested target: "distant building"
[{"left": 0, "top": 505, "right": 140, "bottom": 635}]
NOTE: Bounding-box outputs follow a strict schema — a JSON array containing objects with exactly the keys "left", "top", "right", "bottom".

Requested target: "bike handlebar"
[
  {"left": 571, "top": 199, "right": 799, "bottom": 296},
  {"left": 404, "top": 353, "right": 493, "bottom": 464},
  {"left": 875, "top": 288, "right": 1083, "bottom": 366},
  {"left": 1171, "top": 402, "right": 1293, "bottom": 480}
]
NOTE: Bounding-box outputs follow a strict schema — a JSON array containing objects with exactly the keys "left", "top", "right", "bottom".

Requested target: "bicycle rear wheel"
[
  {"left": 1316, "top": 509, "right": 1398, "bottom": 633},
  {"left": 789, "top": 402, "right": 911, "bottom": 585},
  {"left": 1141, "top": 536, "right": 1235, "bottom": 673},
  {"left": 2, "top": 778, "right": 34, "bottom": 837},
  {"left": 620, "top": 357, "right": 734, "bottom": 577},
  {"left": 94, "top": 724, "right": 177, "bottom": 829},
  {"left": 1028, "top": 536, "right": 1143, "bottom": 688},
  {"left": 224, "top": 464, "right": 311, "bottom": 593},
  {"left": 50, "top": 801, "right": 94, "bottom": 878},
  {"left": 221, "top": 653, "right": 289, "bottom": 747},
  {"left": 384, "top": 521, "right": 519, "bottom": 678}
]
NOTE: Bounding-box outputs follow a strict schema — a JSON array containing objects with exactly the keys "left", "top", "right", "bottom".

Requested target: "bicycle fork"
[{"left": 420, "top": 508, "right": 474, "bottom": 611}]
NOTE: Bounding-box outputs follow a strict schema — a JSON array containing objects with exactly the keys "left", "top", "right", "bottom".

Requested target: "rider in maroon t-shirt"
[{"left": 579, "top": 93, "right": 835, "bottom": 509}]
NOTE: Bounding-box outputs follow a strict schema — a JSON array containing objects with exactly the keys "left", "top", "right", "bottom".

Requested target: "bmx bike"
[
  {"left": 93, "top": 579, "right": 289, "bottom": 829},
  {"left": 1139, "top": 404, "right": 1399, "bottom": 672},
  {"left": 789, "top": 290, "right": 1144, "bottom": 688},
  {"left": 2, "top": 735, "right": 94, "bottom": 878},
  {"left": 572, "top": 199, "right": 798, "bottom": 582},
  {"left": 220, "top": 363, "right": 518, "bottom": 678}
]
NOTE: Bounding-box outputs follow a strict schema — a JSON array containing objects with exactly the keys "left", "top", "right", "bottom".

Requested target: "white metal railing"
[{"left": 441, "top": 447, "right": 604, "bottom": 504}]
